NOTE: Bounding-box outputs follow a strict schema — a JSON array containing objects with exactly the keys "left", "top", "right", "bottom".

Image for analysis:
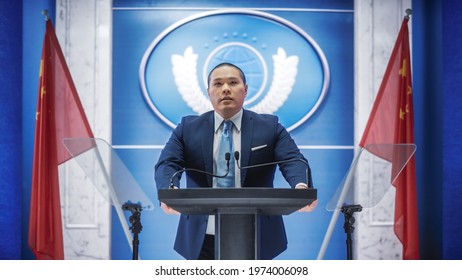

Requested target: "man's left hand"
[
  {"left": 298, "top": 199, "right": 318, "bottom": 212},
  {"left": 294, "top": 184, "right": 318, "bottom": 212}
]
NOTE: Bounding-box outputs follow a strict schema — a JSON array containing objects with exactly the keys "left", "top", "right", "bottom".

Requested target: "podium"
[{"left": 158, "top": 187, "right": 317, "bottom": 260}]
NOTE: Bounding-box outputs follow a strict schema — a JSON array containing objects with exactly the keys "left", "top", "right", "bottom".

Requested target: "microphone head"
[
  {"left": 225, "top": 152, "right": 230, "bottom": 161},
  {"left": 234, "top": 151, "right": 240, "bottom": 161}
]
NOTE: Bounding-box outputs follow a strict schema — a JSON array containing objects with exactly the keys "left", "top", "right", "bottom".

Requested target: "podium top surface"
[{"left": 158, "top": 187, "right": 317, "bottom": 215}]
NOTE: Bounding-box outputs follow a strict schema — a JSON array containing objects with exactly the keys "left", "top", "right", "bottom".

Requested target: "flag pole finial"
[
  {"left": 42, "top": 9, "right": 49, "bottom": 21},
  {"left": 405, "top": 8, "right": 412, "bottom": 19}
]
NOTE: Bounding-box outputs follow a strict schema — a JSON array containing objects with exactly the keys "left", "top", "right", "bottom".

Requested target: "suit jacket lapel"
[
  {"left": 202, "top": 112, "right": 214, "bottom": 187},
  {"left": 240, "top": 110, "right": 254, "bottom": 186}
]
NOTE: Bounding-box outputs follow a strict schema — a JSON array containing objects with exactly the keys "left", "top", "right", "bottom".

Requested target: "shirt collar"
[{"left": 214, "top": 109, "right": 243, "bottom": 133}]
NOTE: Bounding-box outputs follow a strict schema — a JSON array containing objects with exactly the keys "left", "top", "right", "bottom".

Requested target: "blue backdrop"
[
  {"left": 8, "top": 0, "right": 460, "bottom": 260},
  {"left": 112, "top": 0, "right": 353, "bottom": 260}
]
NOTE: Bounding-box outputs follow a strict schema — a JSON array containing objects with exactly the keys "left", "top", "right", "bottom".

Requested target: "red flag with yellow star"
[
  {"left": 28, "top": 20, "right": 94, "bottom": 260},
  {"left": 359, "top": 17, "right": 419, "bottom": 259}
]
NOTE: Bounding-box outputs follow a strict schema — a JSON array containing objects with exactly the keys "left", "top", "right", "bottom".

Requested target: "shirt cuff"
[{"left": 295, "top": 183, "right": 308, "bottom": 189}]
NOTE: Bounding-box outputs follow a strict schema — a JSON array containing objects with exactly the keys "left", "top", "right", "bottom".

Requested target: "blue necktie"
[{"left": 216, "top": 120, "right": 235, "bottom": 188}]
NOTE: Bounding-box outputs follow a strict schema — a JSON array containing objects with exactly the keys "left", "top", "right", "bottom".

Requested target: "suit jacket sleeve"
[
  {"left": 274, "top": 119, "right": 312, "bottom": 188},
  {"left": 155, "top": 113, "right": 214, "bottom": 190},
  {"left": 154, "top": 119, "right": 186, "bottom": 190}
]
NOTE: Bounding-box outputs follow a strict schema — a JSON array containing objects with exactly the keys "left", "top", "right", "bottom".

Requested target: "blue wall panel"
[{"left": 112, "top": 0, "right": 354, "bottom": 260}]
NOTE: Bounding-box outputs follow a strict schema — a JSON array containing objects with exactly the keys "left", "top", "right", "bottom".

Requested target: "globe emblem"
[
  {"left": 140, "top": 9, "right": 330, "bottom": 131},
  {"left": 203, "top": 43, "right": 267, "bottom": 107}
]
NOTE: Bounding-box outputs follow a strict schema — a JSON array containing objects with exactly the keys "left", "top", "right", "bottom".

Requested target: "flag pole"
[
  {"left": 42, "top": 9, "right": 49, "bottom": 21},
  {"left": 405, "top": 8, "right": 412, "bottom": 19}
]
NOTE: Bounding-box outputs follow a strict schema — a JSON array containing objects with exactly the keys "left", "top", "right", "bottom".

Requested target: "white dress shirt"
[{"left": 207, "top": 109, "right": 243, "bottom": 235}]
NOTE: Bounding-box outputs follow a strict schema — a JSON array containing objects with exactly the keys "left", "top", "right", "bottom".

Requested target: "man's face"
[{"left": 207, "top": 65, "right": 248, "bottom": 119}]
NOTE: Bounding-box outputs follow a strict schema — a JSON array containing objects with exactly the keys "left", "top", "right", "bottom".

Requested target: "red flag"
[
  {"left": 359, "top": 17, "right": 419, "bottom": 259},
  {"left": 28, "top": 20, "right": 95, "bottom": 260}
]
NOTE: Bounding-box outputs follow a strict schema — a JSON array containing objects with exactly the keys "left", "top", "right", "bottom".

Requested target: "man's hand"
[
  {"left": 161, "top": 202, "right": 180, "bottom": 215},
  {"left": 160, "top": 185, "right": 180, "bottom": 215},
  {"left": 294, "top": 184, "right": 318, "bottom": 212},
  {"left": 298, "top": 199, "right": 318, "bottom": 212}
]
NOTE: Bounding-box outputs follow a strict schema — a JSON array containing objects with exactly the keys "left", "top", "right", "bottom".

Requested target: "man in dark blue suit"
[{"left": 155, "top": 62, "right": 317, "bottom": 260}]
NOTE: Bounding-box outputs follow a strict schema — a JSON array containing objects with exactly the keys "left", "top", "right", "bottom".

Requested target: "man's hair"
[{"left": 207, "top": 62, "right": 247, "bottom": 86}]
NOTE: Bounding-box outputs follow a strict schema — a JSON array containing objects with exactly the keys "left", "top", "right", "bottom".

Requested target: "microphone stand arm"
[
  {"left": 168, "top": 153, "right": 231, "bottom": 189},
  {"left": 234, "top": 152, "right": 313, "bottom": 188}
]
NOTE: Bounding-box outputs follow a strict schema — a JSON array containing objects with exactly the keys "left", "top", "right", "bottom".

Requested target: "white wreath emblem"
[{"left": 171, "top": 46, "right": 298, "bottom": 114}]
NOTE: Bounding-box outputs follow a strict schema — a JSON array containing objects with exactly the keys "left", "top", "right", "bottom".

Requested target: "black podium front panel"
[{"left": 157, "top": 187, "right": 317, "bottom": 259}]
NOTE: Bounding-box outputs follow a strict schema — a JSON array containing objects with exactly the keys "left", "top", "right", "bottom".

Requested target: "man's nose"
[{"left": 222, "top": 83, "right": 231, "bottom": 92}]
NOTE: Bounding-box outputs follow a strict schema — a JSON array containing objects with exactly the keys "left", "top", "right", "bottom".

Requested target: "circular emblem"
[{"left": 140, "top": 9, "right": 329, "bottom": 131}]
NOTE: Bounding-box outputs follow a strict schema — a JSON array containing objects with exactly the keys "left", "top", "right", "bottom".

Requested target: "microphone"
[
  {"left": 168, "top": 152, "right": 231, "bottom": 189},
  {"left": 234, "top": 151, "right": 313, "bottom": 188}
]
